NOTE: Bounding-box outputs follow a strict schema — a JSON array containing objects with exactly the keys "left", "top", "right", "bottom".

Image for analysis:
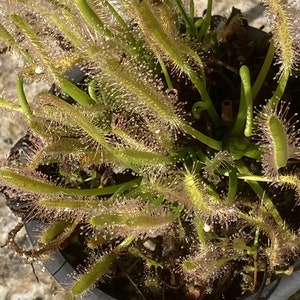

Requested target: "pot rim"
[{"left": 24, "top": 219, "right": 116, "bottom": 300}]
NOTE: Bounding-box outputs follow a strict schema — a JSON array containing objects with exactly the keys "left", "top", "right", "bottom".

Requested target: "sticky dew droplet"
[{"left": 34, "top": 66, "right": 44, "bottom": 74}]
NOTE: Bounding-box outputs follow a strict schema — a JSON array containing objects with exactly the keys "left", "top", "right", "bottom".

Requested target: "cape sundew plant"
[{"left": 0, "top": 0, "right": 300, "bottom": 299}]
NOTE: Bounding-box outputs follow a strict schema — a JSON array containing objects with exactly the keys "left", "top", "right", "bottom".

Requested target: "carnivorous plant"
[{"left": 0, "top": 0, "right": 300, "bottom": 299}]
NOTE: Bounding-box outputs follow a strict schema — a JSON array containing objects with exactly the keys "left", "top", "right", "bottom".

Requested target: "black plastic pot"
[
  {"left": 2, "top": 138, "right": 116, "bottom": 299},
  {"left": 24, "top": 220, "right": 116, "bottom": 300},
  {"left": 244, "top": 260, "right": 300, "bottom": 300}
]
